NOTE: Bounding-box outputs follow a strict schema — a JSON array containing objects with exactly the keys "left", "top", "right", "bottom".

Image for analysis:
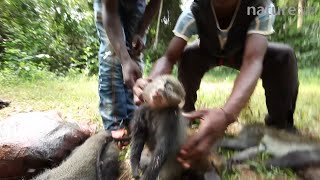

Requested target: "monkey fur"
[
  {"left": 130, "top": 102, "right": 186, "bottom": 180},
  {"left": 33, "top": 130, "right": 119, "bottom": 180},
  {"left": 0, "top": 99, "right": 10, "bottom": 109},
  {"left": 130, "top": 75, "right": 220, "bottom": 180},
  {"left": 215, "top": 123, "right": 320, "bottom": 174}
]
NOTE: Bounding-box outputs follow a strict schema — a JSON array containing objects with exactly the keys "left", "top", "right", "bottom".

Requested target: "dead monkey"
[
  {"left": 130, "top": 75, "right": 220, "bottom": 180},
  {"left": 33, "top": 131, "right": 120, "bottom": 180},
  {"left": 130, "top": 75, "right": 188, "bottom": 180},
  {"left": 215, "top": 123, "right": 320, "bottom": 171}
]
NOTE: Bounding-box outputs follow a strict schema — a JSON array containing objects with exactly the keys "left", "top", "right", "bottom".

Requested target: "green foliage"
[
  {"left": 0, "top": 0, "right": 182, "bottom": 77},
  {"left": 271, "top": 0, "right": 320, "bottom": 68},
  {"left": 0, "top": 0, "right": 99, "bottom": 75},
  {"left": 0, "top": 0, "right": 319, "bottom": 78},
  {"left": 146, "top": 0, "right": 182, "bottom": 48}
]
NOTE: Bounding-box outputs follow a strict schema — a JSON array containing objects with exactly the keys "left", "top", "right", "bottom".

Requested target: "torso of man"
[
  {"left": 213, "top": 0, "right": 240, "bottom": 29},
  {"left": 173, "top": 0, "right": 275, "bottom": 54}
]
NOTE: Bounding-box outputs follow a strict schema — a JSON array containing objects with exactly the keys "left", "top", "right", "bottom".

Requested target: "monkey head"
[{"left": 142, "top": 75, "right": 186, "bottom": 109}]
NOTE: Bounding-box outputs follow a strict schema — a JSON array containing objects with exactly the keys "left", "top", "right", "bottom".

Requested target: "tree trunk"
[
  {"left": 153, "top": 0, "right": 163, "bottom": 49},
  {"left": 297, "top": 0, "right": 304, "bottom": 30}
]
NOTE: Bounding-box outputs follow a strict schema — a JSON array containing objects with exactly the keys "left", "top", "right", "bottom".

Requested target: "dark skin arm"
[
  {"left": 136, "top": 0, "right": 162, "bottom": 37},
  {"left": 102, "top": 0, "right": 141, "bottom": 88},
  {"left": 132, "top": 0, "right": 162, "bottom": 57},
  {"left": 102, "top": 0, "right": 161, "bottom": 88},
  {"left": 133, "top": 36, "right": 187, "bottom": 104},
  {"left": 177, "top": 34, "right": 268, "bottom": 169}
]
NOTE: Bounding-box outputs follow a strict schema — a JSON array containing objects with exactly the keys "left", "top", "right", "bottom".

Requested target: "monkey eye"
[{"left": 164, "top": 82, "right": 173, "bottom": 91}]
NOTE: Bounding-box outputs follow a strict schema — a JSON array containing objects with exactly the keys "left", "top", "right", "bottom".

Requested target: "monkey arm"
[
  {"left": 149, "top": 37, "right": 187, "bottom": 78},
  {"left": 215, "top": 136, "right": 262, "bottom": 150},
  {"left": 227, "top": 145, "right": 266, "bottom": 170},
  {"left": 130, "top": 132, "right": 146, "bottom": 179},
  {"left": 141, "top": 137, "right": 172, "bottom": 180},
  {"left": 130, "top": 107, "right": 148, "bottom": 179},
  {"left": 265, "top": 150, "right": 320, "bottom": 170},
  {"left": 141, "top": 111, "right": 180, "bottom": 180}
]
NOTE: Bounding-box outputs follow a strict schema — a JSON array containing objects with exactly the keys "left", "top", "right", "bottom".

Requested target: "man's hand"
[
  {"left": 122, "top": 60, "right": 142, "bottom": 89},
  {"left": 133, "top": 78, "right": 152, "bottom": 105},
  {"left": 177, "top": 108, "right": 229, "bottom": 169},
  {"left": 131, "top": 34, "right": 145, "bottom": 57}
]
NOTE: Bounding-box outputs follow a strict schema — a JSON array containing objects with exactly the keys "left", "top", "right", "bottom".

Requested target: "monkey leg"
[
  {"left": 215, "top": 136, "right": 260, "bottom": 150},
  {"left": 227, "top": 146, "right": 263, "bottom": 170},
  {"left": 265, "top": 150, "right": 320, "bottom": 170},
  {"left": 130, "top": 132, "right": 146, "bottom": 179},
  {"left": 130, "top": 106, "right": 148, "bottom": 179},
  {"left": 97, "top": 140, "right": 120, "bottom": 180},
  {"left": 139, "top": 148, "right": 152, "bottom": 173},
  {"left": 141, "top": 137, "right": 178, "bottom": 180}
]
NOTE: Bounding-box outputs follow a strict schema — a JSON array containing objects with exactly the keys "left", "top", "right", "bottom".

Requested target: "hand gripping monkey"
[
  {"left": 130, "top": 75, "right": 188, "bottom": 180},
  {"left": 130, "top": 75, "right": 221, "bottom": 180}
]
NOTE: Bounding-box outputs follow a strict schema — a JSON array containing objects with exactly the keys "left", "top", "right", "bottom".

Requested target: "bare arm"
[
  {"left": 177, "top": 34, "right": 268, "bottom": 169},
  {"left": 101, "top": 0, "right": 131, "bottom": 65},
  {"left": 149, "top": 37, "right": 187, "bottom": 78},
  {"left": 136, "top": 0, "right": 162, "bottom": 36},
  {"left": 133, "top": 36, "right": 187, "bottom": 104},
  {"left": 223, "top": 34, "right": 268, "bottom": 119}
]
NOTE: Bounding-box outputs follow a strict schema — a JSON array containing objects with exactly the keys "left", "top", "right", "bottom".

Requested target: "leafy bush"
[
  {"left": 271, "top": 0, "right": 320, "bottom": 68},
  {"left": 0, "top": 0, "right": 99, "bottom": 76}
]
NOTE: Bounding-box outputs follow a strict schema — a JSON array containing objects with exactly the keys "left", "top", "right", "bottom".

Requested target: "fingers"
[
  {"left": 182, "top": 109, "right": 207, "bottom": 120},
  {"left": 133, "top": 40, "right": 143, "bottom": 51},
  {"left": 133, "top": 85, "right": 144, "bottom": 105},
  {"left": 135, "top": 68, "right": 142, "bottom": 80},
  {"left": 124, "top": 76, "right": 135, "bottom": 89},
  {"left": 181, "top": 126, "right": 209, "bottom": 154},
  {"left": 136, "top": 39, "right": 144, "bottom": 52},
  {"left": 133, "top": 78, "right": 151, "bottom": 105},
  {"left": 132, "top": 36, "right": 144, "bottom": 55},
  {"left": 177, "top": 123, "right": 214, "bottom": 169}
]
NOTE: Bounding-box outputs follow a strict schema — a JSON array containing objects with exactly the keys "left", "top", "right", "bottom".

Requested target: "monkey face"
[{"left": 142, "top": 75, "right": 185, "bottom": 109}]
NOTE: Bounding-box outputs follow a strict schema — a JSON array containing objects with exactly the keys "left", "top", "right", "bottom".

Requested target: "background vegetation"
[
  {"left": 0, "top": 0, "right": 319, "bottom": 179},
  {"left": 1, "top": 0, "right": 318, "bottom": 77}
]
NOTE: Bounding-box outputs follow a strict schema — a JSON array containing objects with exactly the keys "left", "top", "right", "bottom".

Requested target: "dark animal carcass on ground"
[{"left": 0, "top": 111, "right": 93, "bottom": 179}]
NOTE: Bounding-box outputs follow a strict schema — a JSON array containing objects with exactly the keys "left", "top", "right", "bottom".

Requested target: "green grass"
[
  {"left": 0, "top": 73, "right": 102, "bottom": 127},
  {"left": 198, "top": 67, "right": 320, "bottom": 137},
  {"left": 0, "top": 67, "right": 319, "bottom": 179}
]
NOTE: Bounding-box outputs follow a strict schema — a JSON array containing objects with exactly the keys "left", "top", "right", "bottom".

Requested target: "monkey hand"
[
  {"left": 132, "top": 173, "right": 140, "bottom": 180},
  {"left": 177, "top": 108, "right": 230, "bottom": 169},
  {"left": 132, "top": 175, "right": 140, "bottom": 180},
  {"left": 131, "top": 166, "right": 141, "bottom": 180},
  {"left": 133, "top": 78, "right": 152, "bottom": 105}
]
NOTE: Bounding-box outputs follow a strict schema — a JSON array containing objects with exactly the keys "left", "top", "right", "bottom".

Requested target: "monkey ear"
[{"left": 178, "top": 100, "right": 185, "bottom": 109}]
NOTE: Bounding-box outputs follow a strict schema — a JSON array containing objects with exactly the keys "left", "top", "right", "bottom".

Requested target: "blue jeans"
[{"left": 94, "top": 0, "right": 146, "bottom": 130}]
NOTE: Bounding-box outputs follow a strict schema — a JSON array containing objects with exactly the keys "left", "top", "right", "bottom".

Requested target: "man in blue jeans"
[{"left": 94, "top": 0, "right": 161, "bottom": 147}]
